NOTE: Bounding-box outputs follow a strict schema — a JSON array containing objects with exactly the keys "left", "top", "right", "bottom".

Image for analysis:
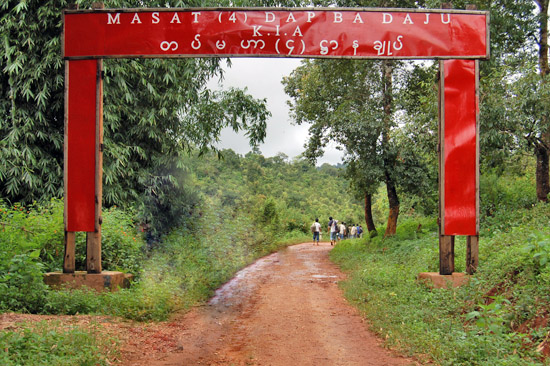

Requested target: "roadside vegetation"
[
  {"left": 0, "top": 151, "right": 361, "bottom": 319},
  {"left": 4, "top": 152, "right": 549, "bottom": 365},
  {"left": 331, "top": 169, "right": 550, "bottom": 366},
  {"left": 0, "top": 151, "right": 362, "bottom": 364},
  {"left": 0, "top": 320, "right": 118, "bottom": 366}
]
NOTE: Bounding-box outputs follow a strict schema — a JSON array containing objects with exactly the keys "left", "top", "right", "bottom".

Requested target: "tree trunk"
[
  {"left": 385, "top": 177, "right": 400, "bottom": 236},
  {"left": 381, "top": 59, "right": 399, "bottom": 236},
  {"left": 536, "top": 143, "right": 550, "bottom": 202},
  {"left": 364, "top": 193, "right": 376, "bottom": 233},
  {"left": 539, "top": 0, "right": 549, "bottom": 78},
  {"left": 536, "top": 0, "right": 550, "bottom": 202}
]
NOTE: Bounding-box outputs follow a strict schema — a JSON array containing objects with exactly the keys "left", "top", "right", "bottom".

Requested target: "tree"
[
  {"left": 476, "top": 0, "right": 548, "bottom": 202},
  {"left": 0, "top": 0, "right": 271, "bottom": 205},
  {"left": 466, "top": 0, "right": 549, "bottom": 201},
  {"left": 534, "top": 0, "right": 550, "bottom": 201},
  {"left": 480, "top": 60, "right": 550, "bottom": 183},
  {"left": 284, "top": 59, "right": 378, "bottom": 230},
  {"left": 283, "top": 57, "right": 432, "bottom": 236},
  {"left": 344, "top": 160, "right": 378, "bottom": 233},
  {"left": 284, "top": 0, "right": 436, "bottom": 236}
]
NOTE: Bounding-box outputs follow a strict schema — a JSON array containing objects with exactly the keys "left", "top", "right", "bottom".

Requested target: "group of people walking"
[{"left": 310, "top": 217, "right": 363, "bottom": 246}]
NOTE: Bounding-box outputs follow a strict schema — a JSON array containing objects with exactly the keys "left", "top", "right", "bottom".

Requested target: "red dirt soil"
[
  {"left": 126, "top": 242, "right": 416, "bottom": 365},
  {"left": 1, "top": 242, "right": 417, "bottom": 365}
]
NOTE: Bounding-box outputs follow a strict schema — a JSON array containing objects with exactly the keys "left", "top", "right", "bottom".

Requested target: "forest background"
[{"left": 1, "top": 0, "right": 550, "bottom": 365}]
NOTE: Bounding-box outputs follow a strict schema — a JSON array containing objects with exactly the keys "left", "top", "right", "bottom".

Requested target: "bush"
[
  {"left": 0, "top": 199, "right": 64, "bottom": 272},
  {"left": 100, "top": 206, "right": 144, "bottom": 274},
  {"left": 481, "top": 170, "right": 537, "bottom": 218},
  {"left": 137, "top": 166, "right": 201, "bottom": 240},
  {"left": 394, "top": 217, "right": 437, "bottom": 241},
  {"left": 0, "top": 321, "right": 116, "bottom": 366},
  {"left": 43, "top": 287, "right": 103, "bottom": 316},
  {"left": 0, "top": 199, "right": 146, "bottom": 314},
  {"left": 0, "top": 253, "right": 48, "bottom": 313},
  {"left": 0, "top": 199, "right": 145, "bottom": 274}
]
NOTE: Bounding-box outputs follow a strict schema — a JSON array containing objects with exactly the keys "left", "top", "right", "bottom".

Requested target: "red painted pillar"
[
  {"left": 65, "top": 59, "right": 97, "bottom": 233},
  {"left": 64, "top": 59, "right": 103, "bottom": 273},
  {"left": 439, "top": 59, "right": 480, "bottom": 274}
]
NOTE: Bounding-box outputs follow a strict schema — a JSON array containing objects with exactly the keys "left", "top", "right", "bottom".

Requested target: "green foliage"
[
  {"left": 0, "top": 321, "right": 117, "bottom": 366},
  {"left": 0, "top": 0, "right": 270, "bottom": 205},
  {"left": 99, "top": 206, "right": 144, "bottom": 274},
  {"left": 0, "top": 200, "right": 60, "bottom": 313},
  {"left": 137, "top": 164, "right": 201, "bottom": 240},
  {"left": 283, "top": 58, "right": 386, "bottom": 178},
  {"left": 261, "top": 198, "right": 279, "bottom": 225},
  {"left": 43, "top": 286, "right": 176, "bottom": 322},
  {"left": 466, "top": 296, "right": 513, "bottom": 336},
  {"left": 0, "top": 199, "right": 64, "bottom": 271},
  {"left": 0, "top": 199, "right": 145, "bottom": 314},
  {"left": 0, "top": 253, "right": 48, "bottom": 313},
  {"left": 0, "top": 199, "right": 144, "bottom": 274},
  {"left": 522, "top": 232, "right": 550, "bottom": 273},
  {"left": 481, "top": 166, "right": 538, "bottom": 218},
  {"left": 185, "top": 150, "right": 366, "bottom": 234},
  {"left": 394, "top": 217, "right": 437, "bottom": 240},
  {"left": 330, "top": 202, "right": 550, "bottom": 366},
  {"left": 0, "top": 0, "right": 67, "bottom": 202},
  {"left": 480, "top": 60, "right": 550, "bottom": 171},
  {"left": 43, "top": 287, "right": 103, "bottom": 316}
]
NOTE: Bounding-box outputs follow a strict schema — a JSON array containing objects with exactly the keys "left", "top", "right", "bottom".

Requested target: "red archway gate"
[{"left": 63, "top": 6, "right": 489, "bottom": 275}]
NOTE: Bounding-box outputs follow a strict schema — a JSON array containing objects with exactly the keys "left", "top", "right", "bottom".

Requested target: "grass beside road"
[
  {"left": 330, "top": 209, "right": 550, "bottom": 366},
  {"left": 0, "top": 320, "right": 118, "bottom": 366}
]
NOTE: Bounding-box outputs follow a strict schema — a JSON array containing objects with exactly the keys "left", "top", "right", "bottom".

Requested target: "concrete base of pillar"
[
  {"left": 417, "top": 272, "right": 471, "bottom": 289},
  {"left": 44, "top": 271, "right": 129, "bottom": 292}
]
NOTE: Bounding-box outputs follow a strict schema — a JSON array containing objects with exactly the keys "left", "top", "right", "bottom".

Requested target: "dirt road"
[{"left": 122, "top": 242, "right": 415, "bottom": 366}]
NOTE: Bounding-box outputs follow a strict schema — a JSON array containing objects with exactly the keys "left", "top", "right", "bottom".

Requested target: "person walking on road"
[
  {"left": 328, "top": 216, "right": 338, "bottom": 246},
  {"left": 350, "top": 224, "right": 357, "bottom": 239},
  {"left": 357, "top": 225, "right": 363, "bottom": 238},
  {"left": 311, "top": 218, "right": 322, "bottom": 246},
  {"left": 338, "top": 221, "right": 346, "bottom": 241}
]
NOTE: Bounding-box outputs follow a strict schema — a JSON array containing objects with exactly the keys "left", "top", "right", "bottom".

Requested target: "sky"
[{"left": 210, "top": 57, "right": 344, "bottom": 166}]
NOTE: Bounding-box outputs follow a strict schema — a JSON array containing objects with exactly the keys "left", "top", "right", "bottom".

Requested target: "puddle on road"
[
  {"left": 209, "top": 252, "right": 280, "bottom": 306},
  {"left": 209, "top": 245, "right": 339, "bottom": 306}
]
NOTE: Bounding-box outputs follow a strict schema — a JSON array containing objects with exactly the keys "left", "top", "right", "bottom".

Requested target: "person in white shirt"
[
  {"left": 328, "top": 216, "right": 338, "bottom": 246},
  {"left": 311, "top": 218, "right": 322, "bottom": 246},
  {"left": 350, "top": 225, "right": 357, "bottom": 239},
  {"left": 338, "top": 222, "right": 346, "bottom": 240}
]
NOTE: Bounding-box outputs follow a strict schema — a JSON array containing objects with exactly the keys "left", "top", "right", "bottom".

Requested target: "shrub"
[
  {"left": 43, "top": 287, "right": 103, "bottom": 315},
  {"left": 0, "top": 199, "right": 64, "bottom": 272},
  {"left": 0, "top": 252, "right": 48, "bottom": 313},
  {"left": 0, "top": 199, "right": 147, "bottom": 314},
  {"left": 480, "top": 170, "right": 537, "bottom": 218},
  {"left": 0, "top": 199, "right": 145, "bottom": 274},
  {"left": 0, "top": 321, "right": 117, "bottom": 366},
  {"left": 100, "top": 206, "right": 144, "bottom": 274},
  {"left": 137, "top": 167, "right": 201, "bottom": 240}
]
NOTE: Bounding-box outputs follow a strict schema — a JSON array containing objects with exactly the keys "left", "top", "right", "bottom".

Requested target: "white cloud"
[{"left": 210, "top": 57, "right": 343, "bottom": 166}]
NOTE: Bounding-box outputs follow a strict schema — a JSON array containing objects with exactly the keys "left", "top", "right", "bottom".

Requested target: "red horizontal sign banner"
[{"left": 64, "top": 8, "right": 489, "bottom": 59}]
